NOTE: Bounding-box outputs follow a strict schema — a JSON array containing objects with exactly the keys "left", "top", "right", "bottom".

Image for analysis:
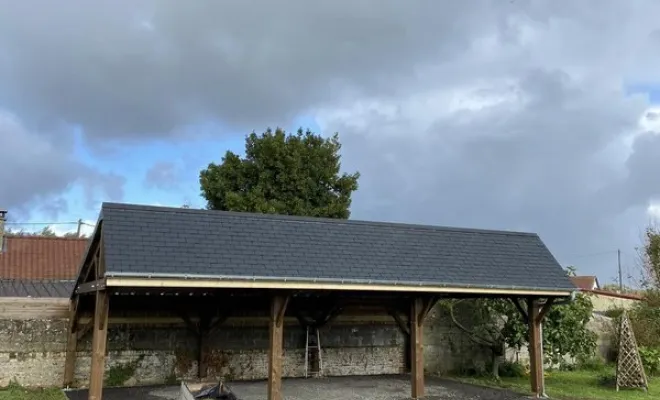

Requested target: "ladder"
[{"left": 304, "top": 326, "right": 323, "bottom": 378}]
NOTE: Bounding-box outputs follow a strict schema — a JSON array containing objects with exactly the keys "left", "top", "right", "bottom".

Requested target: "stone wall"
[{"left": 0, "top": 302, "right": 489, "bottom": 388}]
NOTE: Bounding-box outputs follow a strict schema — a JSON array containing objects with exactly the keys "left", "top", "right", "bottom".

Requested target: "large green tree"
[{"left": 200, "top": 128, "right": 360, "bottom": 218}]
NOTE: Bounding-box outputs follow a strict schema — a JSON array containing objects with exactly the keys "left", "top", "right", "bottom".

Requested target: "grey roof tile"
[
  {"left": 0, "top": 279, "right": 74, "bottom": 298},
  {"left": 98, "top": 202, "right": 576, "bottom": 292}
]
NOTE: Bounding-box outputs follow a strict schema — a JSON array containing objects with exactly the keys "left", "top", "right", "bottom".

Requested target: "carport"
[{"left": 64, "top": 202, "right": 576, "bottom": 400}]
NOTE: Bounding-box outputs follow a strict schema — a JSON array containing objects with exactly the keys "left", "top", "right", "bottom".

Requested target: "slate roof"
[
  {"left": 0, "top": 279, "right": 75, "bottom": 297},
  {"left": 0, "top": 236, "right": 89, "bottom": 280},
  {"left": 93, "top": 202, "right": 576, "bottom": 293}
]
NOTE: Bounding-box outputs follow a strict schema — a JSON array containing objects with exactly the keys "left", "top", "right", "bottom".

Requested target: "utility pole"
[
  {"left": 618, "top": 249, "right": 623, "bottom": 292},
  {"left": 76, "top": 219, "right": 82, "bottom": 238}
]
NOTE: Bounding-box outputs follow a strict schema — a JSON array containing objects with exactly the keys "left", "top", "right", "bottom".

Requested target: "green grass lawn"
[
  {"left": 0, "top": 386, "right": 66, "bottom": 400},
  {"left": 455, "top": 369, "right": 659, "bottom": 400}
]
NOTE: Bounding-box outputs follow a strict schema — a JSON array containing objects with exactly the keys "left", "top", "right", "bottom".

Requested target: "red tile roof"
[
  {"left": 0, "top": 236, "right": 88, "bottom": 280},
  {"left": 586, "top": 288, "right": 644, "bottom": 301}
]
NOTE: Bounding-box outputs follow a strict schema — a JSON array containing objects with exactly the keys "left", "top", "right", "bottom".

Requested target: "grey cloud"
[
  {"left": 621, "top": 133, "right": 660, "bottom": 206},
  {"left": 0, "top": 110, "right": 125, "bottom": 218},
  {"left": 0, "top": 0, "right": 623, "bottom": 139},
  {"left": 320, "top": 68, "right": 651, "bottom": 281},
  {"left": 2, "top": 0, "right": 660, "bottom": 285},
  {"left": 144, "top": 161, "right": 182, "bottom": 190}
]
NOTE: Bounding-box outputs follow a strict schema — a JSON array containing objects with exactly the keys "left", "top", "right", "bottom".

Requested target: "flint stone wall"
[{"left": 0, "top": 305, "right": 489, "bottom": 387}]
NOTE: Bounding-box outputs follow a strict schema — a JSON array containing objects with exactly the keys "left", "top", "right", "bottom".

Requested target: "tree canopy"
[
  {"left": 642, "top": 225, "right": 660, "bottom": 288},
  {"left": 6, "top": 226, "right": 83, "bottom": 238},
  {"left": 199, "top": 128, "right": 360, "bottom": 218}
]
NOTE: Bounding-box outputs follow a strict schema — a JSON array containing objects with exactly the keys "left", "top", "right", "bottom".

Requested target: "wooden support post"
[
  {"left": 268, "top": 294, "right": 289, "bottom": 400},
  {"left": 527, "top": 298, "right": 542, "bottom": 398},
  {"left": 410, "top": 296, "right": 435, "bottom": 399},
  {"left": 88, "top": 291, "right": 110, "bottom": 400},
  {"left": 63, "top": 298, "right": 80, "bottom": 388}
]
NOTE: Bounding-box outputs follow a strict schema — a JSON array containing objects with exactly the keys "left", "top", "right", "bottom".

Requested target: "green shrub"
[
  {"left": 629, "top": 290, "right": 660, "bottom": 348},
  {"left": 498, "top": 361, "right": 526, "bottom": 378},
  {"left": 639, "top": 346, "right": 660, "bottom": 376},
  {"left": 577, "top": 355, "right": 607, "bottom": 372}
]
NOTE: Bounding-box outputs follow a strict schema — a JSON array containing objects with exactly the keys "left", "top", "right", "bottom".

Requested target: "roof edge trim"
[
  {"left": 100, "top": 202, "right": 539, "bottom": 237},
  {"left": 105, "top": 274, "right": 575, "bottom": 297}
]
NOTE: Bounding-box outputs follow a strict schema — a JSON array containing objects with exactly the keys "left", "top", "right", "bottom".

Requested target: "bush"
[
  {"left": 639, "top": 347, "right": 660, "bottom": 376},
  {"left": 498, "top": 361, "right": 526, "bottom": 378},
  {"left": 629, "top": 290, "right": 660, "bottom": 348},
  {"left": 576, "top": 356, "right": 607, "bottom": 372}
]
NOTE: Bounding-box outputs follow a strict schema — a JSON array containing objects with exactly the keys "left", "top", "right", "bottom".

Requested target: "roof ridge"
[
  {"left": 0, "top": 278, "right": 75, "bottom": 283},
  {"left": 101, "top": 201, "right": 539, "bottom": 237},
  {"left": 5, "top": 235, "right": 89, "bottom": 242}
]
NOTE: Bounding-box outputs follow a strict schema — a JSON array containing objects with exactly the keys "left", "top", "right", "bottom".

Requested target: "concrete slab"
[{"left": 64, "top": 375, "right": 528, "bottom": 400}]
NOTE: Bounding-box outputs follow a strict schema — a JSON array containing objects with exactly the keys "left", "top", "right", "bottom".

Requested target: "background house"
[
  {"left": 570, "top": 276, "right": 643, "bottom": 312},
  {"left": 0, "top": 210, "right": 87, "bottom": 297},
  {"left": 570, "top": 275, "right": 601, "bottom": 291}
]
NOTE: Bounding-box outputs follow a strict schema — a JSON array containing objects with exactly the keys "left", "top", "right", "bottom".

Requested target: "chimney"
[{"left": 0, "top": 210, "right": 6, "bottom": 253}]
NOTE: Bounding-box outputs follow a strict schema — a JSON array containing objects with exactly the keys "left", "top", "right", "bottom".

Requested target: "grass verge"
[
  {"left": 454, "top": 369, "right": 658, "bottom": 400},
  {"left": 0, "top": 385, "right": 66, "bottom": 400}
]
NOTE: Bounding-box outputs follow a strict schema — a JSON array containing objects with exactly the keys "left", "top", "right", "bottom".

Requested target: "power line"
[
  {"left": 564, "top": 249, "right": 619, "bottom": 260},
  {"left": 5, "top": 221, "right": 95, "bottom": 226},
  {"left": 5, "top": 221, "right": 79, "bottom": 225}
]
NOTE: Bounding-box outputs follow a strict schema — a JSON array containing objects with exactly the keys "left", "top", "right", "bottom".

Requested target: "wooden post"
[
  {"left": 63, "top": 298, "right": 80, "bottom": 387},
  {"left": 268, "top": 294, "right": 289, "bottom": 400},
  {"left": 88, "top": 290, "right": 110, "bottom": 400},
  {"left": 410, "top": 296, "right": 436, "bottom": 399},
  {"left": 410, "top": 298, "right": 424, "bottom": 399},
  {"left": 527, "top": 298, "right": 542, "bottom": 398}
]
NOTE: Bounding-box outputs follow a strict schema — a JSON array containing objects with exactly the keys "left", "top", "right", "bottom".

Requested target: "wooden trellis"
[{"left": 615, "top": 311, "right": 648, "bottom": 392}]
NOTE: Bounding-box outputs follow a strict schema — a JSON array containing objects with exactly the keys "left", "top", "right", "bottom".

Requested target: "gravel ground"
[{"left": 64, "top": 375, "right": 531, "bottom": 400}]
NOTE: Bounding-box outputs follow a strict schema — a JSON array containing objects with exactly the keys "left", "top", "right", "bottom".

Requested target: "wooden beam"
[
  {"left": 410, "top": 297, "right": 428, "bottom": 399},
  {"left": 208, "top": 313, "right": 229, "bottom": 334},
  {"left": 63, "top": 297, "right": 80, "bottom": 388},
  {"left": 294, "top": 299, "right": 342, "bottom": 329},
  {"left": 76, "top": 279, "right": 107, "bottom": 295},
  {"left": 511, "top": 298, "right": 529, "bottom": 321},
  {"left": 267, "top": 294, "right": 289, "bottom": 400},
  {"left": 81, "top": 249, "right": 99, "bottom": 285},
  {"left": 536, "top": 298, "right": 555, "bottom": 324},
  {"left": 388, "top": 310, "right": 410, "bottom": 336},
  {"left": 75, "top": 314, "right": 399, "bottom": 327},
  {"left": 418, "top": 295, "right": 438, "bottom": 321},
  {"left": 388, "top": 309, "right": 411, "bottom": 373},
  {"left": 77, "top": 320, "right": 93, "bottom": 341},
  {"left": 97, "top": 230, "right": 106, "bottom": 279},
  {"left": 88, "top": 290, "right": 110, "bottom": 400},
  {"left": 105, "top": 277, "right": 574, "bottom": 297},
  {"left": 527, "top": 298, "right": 543, "bottom": 398},
  {"left": 177, "top": 309, "right": 200, "bottom": 336}
]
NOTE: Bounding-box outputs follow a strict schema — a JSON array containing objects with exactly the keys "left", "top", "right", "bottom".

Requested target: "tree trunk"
[{"left": 491, "top": 352, "right": 501, "bottom": 379}]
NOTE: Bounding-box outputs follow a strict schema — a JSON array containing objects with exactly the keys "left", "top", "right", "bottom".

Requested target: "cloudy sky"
[{"left": 2, "top": 0, "right": 660, "bottom": 285}]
